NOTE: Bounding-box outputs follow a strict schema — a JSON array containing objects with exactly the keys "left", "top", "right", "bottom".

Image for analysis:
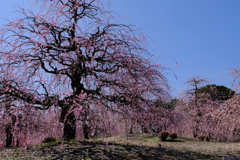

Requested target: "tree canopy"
[{"left": 197, "top": 84, "right": 235, "bottom": 102}]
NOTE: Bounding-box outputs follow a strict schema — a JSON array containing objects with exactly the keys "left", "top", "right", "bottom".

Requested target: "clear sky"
[
  {"left": 0, "top": 0, "right": 240, "bottom": 97},
  {"left": 110, "top": 0, "right": 240, "bottom": 96}
]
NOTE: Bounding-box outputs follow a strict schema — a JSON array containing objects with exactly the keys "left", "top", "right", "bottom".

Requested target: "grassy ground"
[{"left": 0, "top": 134, "right": 239, "bottom": 159}]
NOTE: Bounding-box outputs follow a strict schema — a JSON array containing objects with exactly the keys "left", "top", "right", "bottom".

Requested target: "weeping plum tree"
[{"left": 0, "top": 0, "right": 170, "bottom": 140}]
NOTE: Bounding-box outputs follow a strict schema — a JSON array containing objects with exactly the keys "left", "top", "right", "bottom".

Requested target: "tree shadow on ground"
[{"left": 21, "top": 141, "right": 222, "bottom": 160}]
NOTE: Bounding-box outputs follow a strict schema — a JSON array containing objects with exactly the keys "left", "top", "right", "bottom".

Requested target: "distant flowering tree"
[
  {"left": 171, "top": 74, "right": 240, "bottom": 141},
  {"left": 0, "top": 0, "right": 170, "bottom": 140},
  {"left": 184, "top": 76, "right": 210, "bottom": 99},
  {"left": 0, "top": 100, "right": 50, "bottom": 147},
  {"left": 209, "top": 95, "right": 240, "bottom": 142},
  {"left": 179, "top": 76, "right": 212, "bottom": 138}
]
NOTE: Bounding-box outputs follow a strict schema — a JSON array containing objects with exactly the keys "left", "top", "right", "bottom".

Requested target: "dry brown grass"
[{"left": 102, "top": 134, "right": 240, "bottom": 156}]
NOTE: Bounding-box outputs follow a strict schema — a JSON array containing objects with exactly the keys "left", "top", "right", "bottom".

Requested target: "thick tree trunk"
[
  {"left": 63, "top": 111, "right": 76, "bottom": 140},
  {"left": 5, "top": 125, "right": 13, "bottom": 147},
  {"left": 82, "top": 123, "right": 89, "bottom": 139},
  {"left": 5, "top": 115, "right": 16, "bottom": 147},
  {"left": 61, "top": 106, "right": 76, "bottom": 140}
]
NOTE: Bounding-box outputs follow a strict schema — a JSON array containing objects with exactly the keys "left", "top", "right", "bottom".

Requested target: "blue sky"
[
  {"left": 0, "top": 0, "right": 239, "bottom": 97},
  {"left": 111, "top": 0, "right": 240, "bottom": 96}
]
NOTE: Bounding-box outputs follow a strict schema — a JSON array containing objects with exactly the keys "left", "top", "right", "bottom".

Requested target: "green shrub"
[
  {"left": 158, "top": 131, "right": 169, "bottom": 141},
  {"left": 169, "top": 132, "right": 178, "bottom": 140},
  {"left": 42, "top": 137, "right": 57, "bottom": 143}
]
